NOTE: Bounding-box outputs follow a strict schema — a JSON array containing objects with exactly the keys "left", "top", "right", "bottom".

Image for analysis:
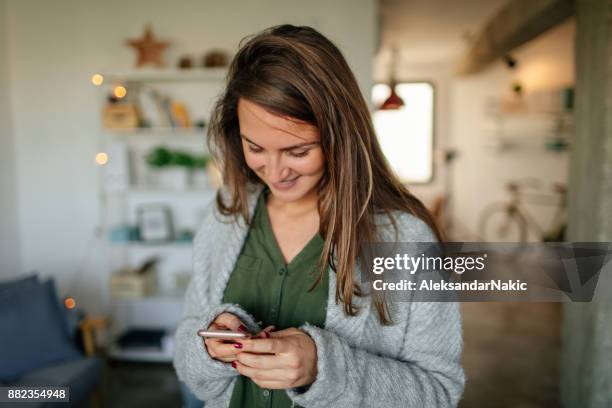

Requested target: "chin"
[
  {"left": 268, "top": 186, "right": 306, "bottom": 203},
  {"left": 266, "top": 180, "right": 317, "bottom": 204}
]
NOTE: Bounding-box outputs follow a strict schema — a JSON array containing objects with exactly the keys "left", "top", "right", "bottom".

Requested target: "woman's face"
[{"left": 237, "top": 98, "right": 325, "bottom": 204}]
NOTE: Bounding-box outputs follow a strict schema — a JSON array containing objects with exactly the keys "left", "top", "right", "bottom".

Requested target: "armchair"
[{"left": 0, "top": 274, "right": 105, "bottom": 407}]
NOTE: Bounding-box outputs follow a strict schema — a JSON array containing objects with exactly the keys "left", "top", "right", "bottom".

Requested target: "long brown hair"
[{"left": 208, "top": 25, "right": 443, "bottom": 324}]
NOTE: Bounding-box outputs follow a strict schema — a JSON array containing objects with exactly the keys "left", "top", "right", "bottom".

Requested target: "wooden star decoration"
[{"left": 126, "top": 25, "right": 170, "bottom": 68}]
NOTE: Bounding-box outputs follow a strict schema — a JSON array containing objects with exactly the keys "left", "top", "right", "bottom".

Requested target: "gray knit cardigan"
[{"left": 173, "top": 185, "right": 465, "bottom": 407}]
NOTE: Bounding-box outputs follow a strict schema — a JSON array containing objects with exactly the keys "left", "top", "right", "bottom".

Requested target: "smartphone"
[{"left": 197, "top": 329, "right": 248, "bottom": 339}]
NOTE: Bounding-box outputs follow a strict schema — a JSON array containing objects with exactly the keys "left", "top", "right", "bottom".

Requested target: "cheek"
[
  {"left": 243, "top": 151, "right": 265, "bottom": 171},
  {"left": 293, "top": 151, "right": 325, "bottom": 176}
]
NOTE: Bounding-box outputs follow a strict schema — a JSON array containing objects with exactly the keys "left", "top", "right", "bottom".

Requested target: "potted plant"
[
  {"left": 146, "top": 147, "right": 213, "bottom": 190},
  {"left": 146, "top": 147, "right": 188, "bottom": 190}
]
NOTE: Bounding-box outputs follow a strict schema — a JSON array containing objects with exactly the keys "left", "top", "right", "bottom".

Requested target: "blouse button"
[
  {"left": 279, "top": 267, "right": 286, "bottom": 276},
  {"left": 263, "top": 389, "right": 270, "bottom": 397}
]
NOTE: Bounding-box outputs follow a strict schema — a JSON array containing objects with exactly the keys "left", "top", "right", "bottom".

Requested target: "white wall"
[
  {"left": 0, "top": 0, "right": 21, "bottom": 276},
  {"left": 5, "top": 0, "right": 377, "bottom": 313},
  {"left": 450, "top": 19, "right": 575, "bottom": 240}
]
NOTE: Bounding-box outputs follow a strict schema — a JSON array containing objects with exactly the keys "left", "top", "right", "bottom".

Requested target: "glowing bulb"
[
  {"left": 91, "top": 74, "right": 104, "bottom": 86},
  {"left": 64, "top": 297, "right": 76, "bottom": 310},
  {"left": 113, "top": 85, "right": 127, "bottom": 98},
  {"left": 95, "top": 152, "right": 109, "bottom": 165}
]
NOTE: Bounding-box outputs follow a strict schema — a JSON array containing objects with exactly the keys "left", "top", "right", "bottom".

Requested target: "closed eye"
[
  {"left": 287, "top": 149, "right": 310, "bottom": 158},
  {"left": 247, "top": 144, "right": 264, "bottom": 153}
]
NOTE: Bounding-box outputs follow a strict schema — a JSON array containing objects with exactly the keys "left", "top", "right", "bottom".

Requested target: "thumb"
[{"left": 254, "top": 325, "right": 276, "bottom": 338}]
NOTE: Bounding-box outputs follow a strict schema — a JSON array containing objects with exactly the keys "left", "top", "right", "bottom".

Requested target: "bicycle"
[{"left": 478, "top": 178, "right": 567, "bottom": 242}]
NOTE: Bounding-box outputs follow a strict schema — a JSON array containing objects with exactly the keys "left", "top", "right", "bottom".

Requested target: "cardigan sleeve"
[
  {"left": 172, "top": 209, "right": 261, "bottom": 401},
  {"left": 172, "top": 283, "right": 259, "bottom": 401},
  {"left": 287, "top": 301, "right": 464, "bottom": 407}
]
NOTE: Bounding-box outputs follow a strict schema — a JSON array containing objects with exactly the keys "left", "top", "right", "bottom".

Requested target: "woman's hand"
[
  {"left": 233, "top": 328, "right": 318, "bottom": 389},
  {"left": 203, "top": 313, "right": 250, "bottom": 363}
]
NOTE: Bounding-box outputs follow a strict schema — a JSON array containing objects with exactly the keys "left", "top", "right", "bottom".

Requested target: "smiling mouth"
[
  {"left": 271, "top": 176, "right": 300, "bottom": 189},
  {"left": 279, "top": 176, "right": 300, "bottom": 183}
]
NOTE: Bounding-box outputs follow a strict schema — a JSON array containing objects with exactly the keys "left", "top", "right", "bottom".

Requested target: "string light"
[
  {"left": 113, "top": 85, "right": 127, "bottom": 99},
  {"left": 95, "top": 152, "right": 109, "bottom": 165},
  {"left": 64, "top": 297, "right": 76, "bottom": 310},
  {"left": 91, "top": 74, "right": 104, "bottom": 86}
]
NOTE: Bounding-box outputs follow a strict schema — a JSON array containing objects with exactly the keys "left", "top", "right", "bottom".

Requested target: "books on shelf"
[
  {"left": 136, "top": 85, "right": 192, "bottom": 129},
  {"left": 103, "top": 84, "right": 199, "bottom": 132},
  {"left": 117, "top": 328, "right": 166, "bottom": 350},
  {"left": 138, "top": 86, "right": 164, "bottom": 128},
  {"left": 110, "top": 328, "right": 176, "bottom": 362},
  {"left": 171, "top": 101, "right": 191, "bottom": 127}
]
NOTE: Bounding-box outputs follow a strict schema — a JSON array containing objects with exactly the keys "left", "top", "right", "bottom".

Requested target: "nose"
[{"left": 266, "top": 155, "right": 291, "bottom": 183}]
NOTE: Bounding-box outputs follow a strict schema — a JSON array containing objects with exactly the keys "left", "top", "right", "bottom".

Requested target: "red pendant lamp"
[{"left": 379, "top": 47, "right": 404, "bottom": 110}]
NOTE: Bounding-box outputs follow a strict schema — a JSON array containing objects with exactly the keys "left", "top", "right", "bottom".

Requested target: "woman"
[{"left": 174, "top": 25, "right": 464, "bottom": 408}]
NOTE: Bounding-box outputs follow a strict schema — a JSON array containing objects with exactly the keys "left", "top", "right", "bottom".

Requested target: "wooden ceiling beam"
[{"left": 456, "top": 0, "right": 574, "bottom": 75}]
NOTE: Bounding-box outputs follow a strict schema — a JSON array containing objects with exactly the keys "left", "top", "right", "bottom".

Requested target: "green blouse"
[{"left": 222, "top": 191, "right": 328, "bottom": 408}]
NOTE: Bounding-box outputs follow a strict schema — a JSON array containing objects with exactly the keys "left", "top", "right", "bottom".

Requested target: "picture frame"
[{"left": 137, "top": 204, "right": 174, "bottom": 242}]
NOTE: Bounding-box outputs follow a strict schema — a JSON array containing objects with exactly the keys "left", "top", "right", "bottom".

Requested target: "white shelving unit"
[
  {"left": 101, "top": 67, "right": 226, "bottom": 83},
  {"left": 107, "top": 344, "right": 175, "bottom": 363},
  {"left": 482, "top": 89, "right": 574, "bottom": 152},
  {"left": 95, "top": 68, "right": 225, "bottom": 362}
]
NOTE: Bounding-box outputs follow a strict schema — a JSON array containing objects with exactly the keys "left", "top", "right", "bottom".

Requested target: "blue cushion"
[
  {"left": 0, "top": 278, "right": 81, "bottom": 381},
  {"left": 0, "top": 274, "right": 39, "bottom": 294},
  {"left": 43, "top": 278, "right": 76, "bottom": 341},
  {"left": 15, "top": 357, "right": 102, "bottom": 403},
  {"left": 0, "top": 275, "right": 76, "bottom": 342}
]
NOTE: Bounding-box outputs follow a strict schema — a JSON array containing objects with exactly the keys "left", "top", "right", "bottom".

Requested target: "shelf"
[
  {"left": 103, "top": 126, "right": 206, "bottom": 136},
  {"left": 105, "top": 187, "right": 215, "bottom": 194},
  {"left": 484, "top": 88, "right": 574, "bottom": 118},
  {"left": 107, "top": 343, "right": 174, "bottom": 363},
  {"left": 112, "top": 292, "right": 187, "bottom": 302},
  {"left": 101, "top": 68, "right": 227, "bottom": 83},
  {"left": 485, "top": 107, "right": 573, "bottom": 118},
  {"left": 110, "top": 241, "right": 192, "bottom": 249}
]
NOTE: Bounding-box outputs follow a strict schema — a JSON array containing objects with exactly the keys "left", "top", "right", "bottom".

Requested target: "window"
[{"left": 372, "top": 82, "right": 434, "bottom": 183}]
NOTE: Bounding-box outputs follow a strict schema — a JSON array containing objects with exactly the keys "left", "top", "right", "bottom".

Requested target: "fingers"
[
  {"left": 214, "top": 354, "right": 239, "bottom": 363},
  {"left": 234, "top": 360, "right": 288, "bottom": 382},
  {"left": 204, "top": 338, "right": 242, "bottom": 362},
  {"left": 236, "top": 351, "right": 289, "bottom": 369},
  {"left": 236, "top": 337, "right": 287, "bottom": 354},
  {"left": 206, "top": 340, "right": 242, "bottom": 357},
  {"left": 212, "top": 313, "right": 249, "bottom": 333},
  {"left": 228, "top": 328, "right": 316, "bottom": 389},
  {"left": 254, "top": 325, "right": 276, "bottom": 339},
  {"left": 266, "top": 327, "right": 301, "bottom": 338}
]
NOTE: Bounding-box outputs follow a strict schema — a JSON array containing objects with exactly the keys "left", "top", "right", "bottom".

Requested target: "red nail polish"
[
  {"left": 233, "top": 342, "right": 243, "bottom": 349},
  {"left": 238, "top": 325, "right": 248, "bottom": 333},
  {"left": 264, "top": 331, "right": 270, "bottom": 338},
  {"left": 231, "top": 361, "right": 237, "bottom": 368}
]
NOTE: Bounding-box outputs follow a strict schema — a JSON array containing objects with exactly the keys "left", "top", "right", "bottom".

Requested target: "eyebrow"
[{"left": 240, "top": 134, "right": 319, "bottom": 150}]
